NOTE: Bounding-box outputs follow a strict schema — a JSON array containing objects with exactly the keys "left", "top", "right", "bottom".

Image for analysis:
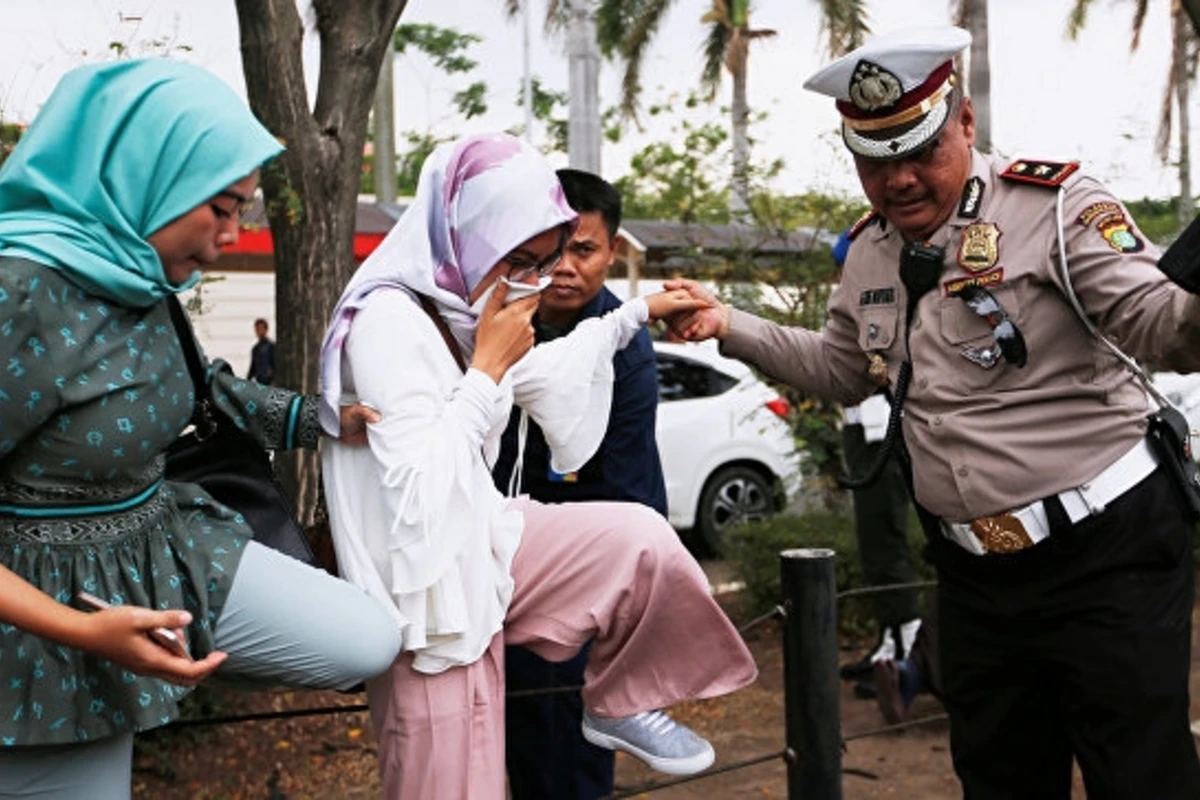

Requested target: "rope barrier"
[
  {"left": 737, "top": 604, "right": 784, "bottom": 635},
  {"left": 151, "top": 575, "right": 1014, "bottom": 796},
  {"left": 166, "top": 703, "right": 370, "bottom": 729},
  {"left": 836, "top": 579, "right": 937, "bottom": 599},
  {"left": 843, "top": 712, "right": 949, "bottom": 742}
]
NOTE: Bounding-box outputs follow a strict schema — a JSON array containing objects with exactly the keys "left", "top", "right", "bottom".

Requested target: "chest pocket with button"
[
  {"left": 934, "top": 282, "right": 1023, "bottom": 391},
  {"left": 857, "top": 306, "right": 900, "bottom": 355}
]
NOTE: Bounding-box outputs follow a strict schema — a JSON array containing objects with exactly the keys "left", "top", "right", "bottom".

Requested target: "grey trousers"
[{"left": 0, "top": 541, "right": 401, "bottom": 799}]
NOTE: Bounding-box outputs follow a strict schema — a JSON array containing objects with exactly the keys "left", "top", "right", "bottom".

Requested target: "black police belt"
[{"left": 940, "top": 437, "right": 1159, "bottom": 555}]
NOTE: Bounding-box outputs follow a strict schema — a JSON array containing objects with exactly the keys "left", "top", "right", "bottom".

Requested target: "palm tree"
[
  {"left": 1067, "top": 0, "right": 1197, "bottom": 225},
  {"left": 813, "top": 0, "right": 871, "bottom": 58},
  {"left": 698, "top": 1, "right": 777, "bottom": 219},
  {"left": 951, "top": 0, "right": 993, "bottom": 153},
  {"left": 597, "top": 0, "right": 778, "bottom": 220}
]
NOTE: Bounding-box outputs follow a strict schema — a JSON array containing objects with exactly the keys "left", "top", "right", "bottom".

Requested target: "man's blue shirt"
[{"left": 492, "top": 286, "right": 667, "bottom": 516}]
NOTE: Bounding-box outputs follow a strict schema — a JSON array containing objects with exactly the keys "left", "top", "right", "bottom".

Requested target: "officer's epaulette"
[
  {"left": 999, "top": 159, "right": 1080, "bottom": 188},
  {"left": 846, "top": 210, "right": 880, "bottom": 240}
]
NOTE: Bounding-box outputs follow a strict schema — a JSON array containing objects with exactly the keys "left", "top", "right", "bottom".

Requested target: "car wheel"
[{"left": 695, "top": 465, "right": 775, "bottom": 556}]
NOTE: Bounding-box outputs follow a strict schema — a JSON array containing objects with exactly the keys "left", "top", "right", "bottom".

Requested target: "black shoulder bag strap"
[{"left": 165, "top": 295, "right": 219, "bottom": 437}]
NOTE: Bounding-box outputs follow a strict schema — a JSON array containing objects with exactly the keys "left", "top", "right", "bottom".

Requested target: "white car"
[{"left": 654, "top": 340, "right": 803, "bottom": 554}]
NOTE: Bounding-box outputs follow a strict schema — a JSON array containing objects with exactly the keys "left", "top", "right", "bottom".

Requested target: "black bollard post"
[{"left": 780, "top": 547, "right": 841, "bottom": 800}]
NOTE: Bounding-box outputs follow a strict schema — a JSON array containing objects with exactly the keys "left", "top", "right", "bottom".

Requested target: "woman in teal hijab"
[{"left": 0, "top": 60, "right": 400, "bottom": 800}]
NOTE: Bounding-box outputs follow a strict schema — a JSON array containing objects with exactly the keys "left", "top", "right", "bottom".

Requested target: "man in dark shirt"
[
  {"left": 492, "top": 169, "right": 667, "bottom": 800},
  {"left": 247, "top": 317, "right": 274, "bottom": 385}
]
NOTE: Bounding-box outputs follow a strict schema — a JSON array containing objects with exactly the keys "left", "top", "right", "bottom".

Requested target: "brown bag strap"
[{"left": 416, "top": 292, "right": 467, "bottom": 373}]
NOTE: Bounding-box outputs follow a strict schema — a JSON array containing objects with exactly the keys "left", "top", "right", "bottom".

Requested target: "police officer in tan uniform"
[{"left": 668, "top": 26, "right": 1200, "bottom": 800}]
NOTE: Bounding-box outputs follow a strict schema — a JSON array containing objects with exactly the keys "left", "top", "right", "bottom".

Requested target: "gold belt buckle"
[{"left": 969, "top": 513, "right": 1034, "bottom": 554}]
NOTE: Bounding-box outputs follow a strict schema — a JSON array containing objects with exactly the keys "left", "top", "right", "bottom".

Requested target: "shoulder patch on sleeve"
[
  {"left": 1000, "top": 159, "right": 1080, "bottom": 187},
  {"left": 847, "top": 210, "right": 880, "bottom": 241}
]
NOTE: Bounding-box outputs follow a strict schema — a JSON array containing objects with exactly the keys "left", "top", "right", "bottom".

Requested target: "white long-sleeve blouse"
[{"left": 322, "top": 288, "right": 649, "bottom": 674}]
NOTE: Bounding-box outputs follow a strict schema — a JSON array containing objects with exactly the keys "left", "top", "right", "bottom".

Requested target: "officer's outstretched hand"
[{"left": 662, "top": 279, "right": 731, "bottom": 341}]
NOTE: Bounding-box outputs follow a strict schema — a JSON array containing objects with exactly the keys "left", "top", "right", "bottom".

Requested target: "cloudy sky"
[{"left": 0, "top": 0, "right": 1184, "bottom": 201}]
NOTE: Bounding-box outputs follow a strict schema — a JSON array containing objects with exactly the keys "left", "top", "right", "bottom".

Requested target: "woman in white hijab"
[{"left": 320, "top": 133, "right": 758, "bottom": 799}]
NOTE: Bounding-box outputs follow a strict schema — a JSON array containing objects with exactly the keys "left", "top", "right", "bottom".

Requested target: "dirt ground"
[{"left": 131, "top": 568, "right": 1200, "bottom": 800}]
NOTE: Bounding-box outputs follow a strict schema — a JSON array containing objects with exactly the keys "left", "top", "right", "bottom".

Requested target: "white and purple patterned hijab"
[{"left": 318, "top": 133, "right": 577, "bottom": 434}]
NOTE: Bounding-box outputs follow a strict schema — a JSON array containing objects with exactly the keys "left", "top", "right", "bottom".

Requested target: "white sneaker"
[
  {"left": 581, "top": 710, "right": 715, "bottom": 776},
  {"left": 868, "top": 627, "right": 896, "bottom": 664}
]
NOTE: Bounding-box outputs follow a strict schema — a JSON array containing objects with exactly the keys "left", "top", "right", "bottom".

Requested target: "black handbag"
[{"left": 164, "top": 296, "right": 318, "bottom": 566}]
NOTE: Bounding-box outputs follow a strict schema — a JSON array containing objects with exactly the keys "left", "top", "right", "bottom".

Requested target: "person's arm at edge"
[{"left": 664, "top": 278, "right": 875, "bottom": 406}]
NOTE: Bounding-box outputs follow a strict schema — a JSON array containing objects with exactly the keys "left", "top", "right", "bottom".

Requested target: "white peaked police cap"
[{"left": 803, "top": 26, "right": 972, "bottom": 160}]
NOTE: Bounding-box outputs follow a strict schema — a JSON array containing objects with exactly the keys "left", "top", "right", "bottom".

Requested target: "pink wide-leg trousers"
[{"left": 365, "top": 497, "right": 758, "bottom": 799}]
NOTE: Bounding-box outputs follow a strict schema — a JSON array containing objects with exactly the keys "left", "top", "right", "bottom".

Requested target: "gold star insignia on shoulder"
[{"left": 1000, "top": 159, "right": 1079, "bottom": 188}]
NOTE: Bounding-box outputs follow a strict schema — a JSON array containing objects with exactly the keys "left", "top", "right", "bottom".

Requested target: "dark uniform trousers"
[
  {"left": 842, "top": 422, "right": 922, "bottom": 630},
  {"left": 929, "top": 468, "right": 1200, "bottom": 799},
  {"left": 505, "top": 643, "right": 614, "bottom": 800}
]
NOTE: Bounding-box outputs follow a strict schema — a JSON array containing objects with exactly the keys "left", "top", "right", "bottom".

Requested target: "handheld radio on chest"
[{"left": 839, "top": 241, "right": 945, "bottom": 490}]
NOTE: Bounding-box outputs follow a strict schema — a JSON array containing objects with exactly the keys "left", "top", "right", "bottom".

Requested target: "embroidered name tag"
[
  {"left": 943, "top": 268, "right": 1004, "bottom": 297},
  {"left": 859, "top": 287, "right": 896, "bottom": 306}
]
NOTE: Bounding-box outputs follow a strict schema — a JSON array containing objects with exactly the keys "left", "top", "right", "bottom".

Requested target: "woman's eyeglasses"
[
  {"left": 954, "top": 284, "right": 1027, "bottom": 367},
  {"left": 503, "top": 229, "right": 568, "bottom": 282}
]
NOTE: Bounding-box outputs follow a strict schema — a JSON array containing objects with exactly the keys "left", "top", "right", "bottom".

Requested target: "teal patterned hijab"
[{"left": 0, "top": 59, "right": 282, "bottom": 307}]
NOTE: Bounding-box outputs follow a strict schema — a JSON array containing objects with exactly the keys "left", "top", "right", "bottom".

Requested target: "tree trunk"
[
  {"left": 234, "top": 0, "right": 408, "bottom": 523},
  {"left": 1176, "top": 5, "right": 1195, "bottom": 225},
  {"left": 966, "top": 0, "right": 992, "bottom": 153},
  {"left": 729, "top": 33, "right": 751, "bottom": 223}
]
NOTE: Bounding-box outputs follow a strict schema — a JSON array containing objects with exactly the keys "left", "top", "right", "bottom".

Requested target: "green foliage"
[
  {"left": 261, "top": 158, "right": 303, "bottom": 226},
  {"left": 1125, "top": 196, "right": 1187, "bottom": 245},
  {"left": 0, "top": 120, "right": 22, "bottom": 168},
  {"left": 514, "top": 77, "right": 569, "bottom": 154},
  {"left": 614, "top": 114, "right": 733, "bottom": 224},
  {"left": 393, "top": 24, "right": 482, "bottom": 74},
  {"left": 725, "top": 511, "right": 934, "bottom": 637},
  {"left": 453, "top": 81, "right": 489, "bottom": 120},
  {"left": 396, "top": 131, "right": 448, "bottom": 196}
]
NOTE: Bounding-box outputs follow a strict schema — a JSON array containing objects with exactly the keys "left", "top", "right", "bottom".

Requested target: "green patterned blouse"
[{"left": 0, "top": 257, "right": 322, "bottom": 746}]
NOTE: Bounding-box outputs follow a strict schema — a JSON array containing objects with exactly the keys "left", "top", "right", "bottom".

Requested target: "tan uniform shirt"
[{"left": 723, "top": 151, "right": 1200, "bottom": 523}]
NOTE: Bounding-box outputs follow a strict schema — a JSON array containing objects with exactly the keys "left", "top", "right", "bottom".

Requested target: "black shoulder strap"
[{"left": 165, "top": 295, "right": 212, "bottom": 408}]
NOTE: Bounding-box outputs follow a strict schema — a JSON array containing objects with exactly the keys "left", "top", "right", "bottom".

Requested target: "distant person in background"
[
  {"left": 832, "top": 225, "right": 923, "bottom": 700},
  {"left": 247, "top": 317, "right": 275, "bottom": 384},
  {"left": 492, "top": 168, "right": 666, "bottom": 800}
]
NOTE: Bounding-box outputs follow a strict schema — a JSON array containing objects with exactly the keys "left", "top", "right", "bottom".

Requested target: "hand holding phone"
[{"left": 76, "top": 591, "right": 193, "bottom": 661}]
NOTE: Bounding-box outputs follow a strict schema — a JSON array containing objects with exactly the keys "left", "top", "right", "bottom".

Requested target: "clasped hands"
[{"left": 658, "top": 279, "right": 732, "bottom": 341}]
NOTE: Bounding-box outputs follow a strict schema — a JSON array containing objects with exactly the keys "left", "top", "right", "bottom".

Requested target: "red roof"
[{"left": 221, "top": 199, "right": 407, "bottom": 261}]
